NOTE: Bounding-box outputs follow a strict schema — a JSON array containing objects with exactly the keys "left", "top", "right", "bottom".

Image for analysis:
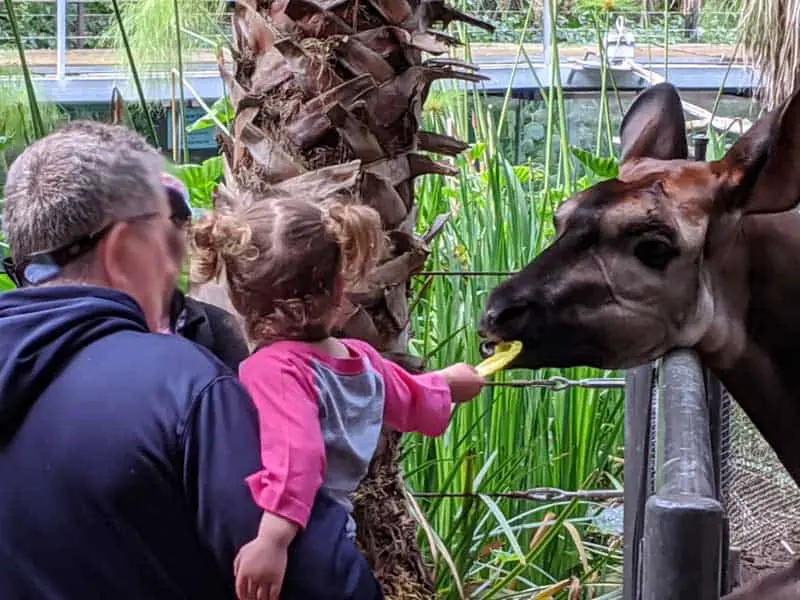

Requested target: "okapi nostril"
[
  {"left": 495, "top": 304, "right": 530, "bottom": 328},
  {"left": 480, "top": 302, "right": 531, "bottom": 339},
  {"left": 478, "top": 308, "right": 500, "bottom": 333}
]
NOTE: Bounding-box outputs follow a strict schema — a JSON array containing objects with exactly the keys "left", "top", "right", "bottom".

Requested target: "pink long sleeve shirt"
[{"left": 239, "top": 338, "right": 452, "bottom": 531}]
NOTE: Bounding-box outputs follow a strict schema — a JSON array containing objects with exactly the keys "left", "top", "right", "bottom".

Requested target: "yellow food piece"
[{"left": 475, "top": 341, "right": 523, "bottom": 377}]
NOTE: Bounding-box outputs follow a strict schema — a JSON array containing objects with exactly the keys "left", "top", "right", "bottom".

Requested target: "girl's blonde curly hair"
[{"left": 190, "top": 192, "right": 384, "bottom": 346}]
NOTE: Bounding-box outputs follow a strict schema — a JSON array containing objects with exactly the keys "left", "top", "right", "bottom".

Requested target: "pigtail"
[
  {"left": 321, "top": 201, "right": 384, "bottom": 283},
  {"left": 189, "top": 211, "right": 257, "bottom": 284}
]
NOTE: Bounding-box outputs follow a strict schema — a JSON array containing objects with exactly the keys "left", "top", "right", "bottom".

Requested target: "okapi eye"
[
  {"left": 634, "top": 238, "right": 677, "bottom": 271},
  {"left": 651, "top": 180, "right": 666, "bottom": 195}
]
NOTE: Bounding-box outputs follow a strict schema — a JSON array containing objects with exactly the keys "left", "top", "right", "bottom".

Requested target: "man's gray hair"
[{"left": 3, "top": 120, "right": 165, "bottom": 263}]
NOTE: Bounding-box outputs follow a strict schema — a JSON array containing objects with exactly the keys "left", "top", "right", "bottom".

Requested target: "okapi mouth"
[{"left": 479, "top": 339, "right": 499, "bottom": 360}]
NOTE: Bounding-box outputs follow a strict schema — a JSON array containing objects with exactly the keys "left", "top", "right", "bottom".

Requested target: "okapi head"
[{"left": 480, "top": 82, "right": 800, "bottom": 373}]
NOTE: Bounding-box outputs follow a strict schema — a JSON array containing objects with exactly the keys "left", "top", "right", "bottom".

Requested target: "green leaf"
[
  {"left": 186, "top": 96, "right": 234, "bottom": 133},
  {"left": 172, "top": 156, "right": 224, "bottom": 209},
  {"left": 469, "top": 142, "right": 486, "bottom": 161},
  {"left": 0, "top": 274, "right": 15, "bottom": 292},
  {"left": 512, "top": 165, "right": 532, "bottom": 184},
  {"left": 200, "top": 155, "right": 223, "bottom": 183},
  {"left": 570, "top": 146, "right": 619, "bottom": 182}
]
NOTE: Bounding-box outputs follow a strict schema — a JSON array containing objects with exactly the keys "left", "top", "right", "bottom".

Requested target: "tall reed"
[
  {"left": 2, "top": 0, "right": 44, "bottom": 139},
  {"left": 402, "top": 79, "right": 625, "bottom": 597}
]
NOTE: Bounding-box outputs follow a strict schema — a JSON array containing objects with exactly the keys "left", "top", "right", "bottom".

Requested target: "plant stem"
[
  {"left": 547, "top": 0, "right": 572, "bottom": 193},
  {"left": 663, "top": 0, "right": 670, "bottom": 79},
  {"left": 109, "top": 0, "right": 160, "bottom": 149},
  {"left": 182, "top": 76, "right": 230, "bottom": 136},
  {"left": 172, "top": 0, "right": 189, "bottom": 163},
  {"left": 495, "top": 0, "right": 536, "bottom": 138},
  {"left": 3, "top": 0, "right": 44, "bottom": 139}
]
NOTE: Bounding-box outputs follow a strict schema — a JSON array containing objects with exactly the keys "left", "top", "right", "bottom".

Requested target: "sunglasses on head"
[{"left": 3, "top": 175, "right": 195, "bottom": 288}]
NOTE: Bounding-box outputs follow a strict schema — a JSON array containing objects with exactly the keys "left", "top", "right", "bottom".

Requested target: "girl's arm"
[
  {"left": 239, "top": 352, "right": 325, "bottom": 529},
  {"left": 346, "top": 340, "right": 483, "bottom": 437}
]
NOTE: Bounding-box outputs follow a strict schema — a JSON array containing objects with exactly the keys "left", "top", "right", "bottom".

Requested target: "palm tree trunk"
[{"left": 195, "top": 1, "right": 493, "bottom": 596}]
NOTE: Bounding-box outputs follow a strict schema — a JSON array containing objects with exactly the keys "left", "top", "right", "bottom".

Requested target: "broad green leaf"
[
  {"left": 469, "top": 142, "right": 487, "bottom": 161},
  {"left": 186, "top": 96, "right": 234, "bottom": 133},
  {"left": 0, "top": 274, "right": 15, "bottom": 292},
  {"left": 571, "top": 146, "right": 619, "bottom": 182},
  {"left": 171, "top": 156, "right": 224, "bottom": 209}
]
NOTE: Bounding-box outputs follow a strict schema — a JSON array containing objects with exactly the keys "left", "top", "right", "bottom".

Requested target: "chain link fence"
[{"left": 721, "top": 397, "right": 800, "bottom": 580}]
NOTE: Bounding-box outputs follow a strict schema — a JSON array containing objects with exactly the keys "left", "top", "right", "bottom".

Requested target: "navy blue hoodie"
[{"left": 0, "top": 286, "right": 383, "bottom": 600}]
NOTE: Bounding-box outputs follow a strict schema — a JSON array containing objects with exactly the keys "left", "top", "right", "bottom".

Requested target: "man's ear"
[
  {"left": 99, "top": 224, "right": 131, "bottom": 291},
  {"left": 717, "top": 88, "right": 800, "bottom": 215},
  {"left": 620, "top": 82, "right": 688, "bottom": 162}
]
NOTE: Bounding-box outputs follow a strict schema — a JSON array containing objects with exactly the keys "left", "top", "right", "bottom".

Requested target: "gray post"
[
  {"left": 694, "top": 136, "right": 709, "bottom": 162},
  {"left": 624, "top": 364, "right": 655, "bottom": 600},
  {"left": 56, "top": 0, "right": 68, "bottom": 80},
  {"left": 641, "top": 350, "right": 723, "bottom": 600},
  {"left": 543, "top": 0, "right": 553, "bottom": 84}
]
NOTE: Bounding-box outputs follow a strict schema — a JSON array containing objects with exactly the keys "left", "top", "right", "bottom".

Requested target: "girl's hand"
[
  {"left": 234, "top": 512, "right": 299, "bottom": 600},
  {"left": 234, "top": 536, "right": 288, "bottom": 600},
  {"left": 437, "top": 363, "right": 485, "bottom": 404}
]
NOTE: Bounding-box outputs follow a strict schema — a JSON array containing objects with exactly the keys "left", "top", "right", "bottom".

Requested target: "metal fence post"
[
  {"left": 706, "top": 373, "right": 734, "bottom": 595},
  {"left": 641, "top": 350, "right": 723, "bottom": 600},
  {"left": 56, "top": 0, "right": 68, "bottom": 80},
  {"left": 624, "top": 364, "right": 655, "bottom": 600},
  {"left": 693, "top": 136, "right": 709, "bottom": 161}
]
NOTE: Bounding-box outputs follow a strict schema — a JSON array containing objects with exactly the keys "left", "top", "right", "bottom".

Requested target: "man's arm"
[
  {"left": 181, "top": 375, "right": 383, "bottom": 599},
  {"left": 180, "top": 375, "right": 263, "bottom": 574}
]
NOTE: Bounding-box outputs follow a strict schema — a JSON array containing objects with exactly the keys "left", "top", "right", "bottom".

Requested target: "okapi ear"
[
  {"left": 719, "top": 88, "right": 800, "bottom": 215},
  {"left": 620, "top": 83, "right": 688, "bottom": 162}
]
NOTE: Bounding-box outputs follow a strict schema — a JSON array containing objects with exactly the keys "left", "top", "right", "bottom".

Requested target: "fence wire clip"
[
  {"left": 511, "top": 487, "right": 625, "bottom": 502},
  {"left": 413, "top": 487, "right": 624, "bottom": 503},
  {"left": 485, "top": 376, "right": 626, "bottom": 391}
]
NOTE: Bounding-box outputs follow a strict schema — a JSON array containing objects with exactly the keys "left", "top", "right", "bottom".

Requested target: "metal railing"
[
  {"left": 0, "top": 1, "right": 743, "bottom": 64},
  {"left": 624, "top": 352, "right": 732, "bottom": 599},
  {"left": 1, "top": 0, "right": 225, "bottom": 77},
  {"left": 466, "top": 9, "right": 741, "bottom": 46}
]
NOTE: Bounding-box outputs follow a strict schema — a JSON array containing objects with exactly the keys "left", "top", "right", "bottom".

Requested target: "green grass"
[{"left": 398, "top": 85, "right": 625, "bottom": 598}]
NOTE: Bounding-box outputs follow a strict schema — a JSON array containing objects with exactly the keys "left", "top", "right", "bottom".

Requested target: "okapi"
[{"left": 479, "top": 82, "right": 800, "bottom": 597}]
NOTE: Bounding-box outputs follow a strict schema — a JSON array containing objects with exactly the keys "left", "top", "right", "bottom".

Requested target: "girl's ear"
[{"left": 327, "top": 275, "right": 348, "bottom": 335}]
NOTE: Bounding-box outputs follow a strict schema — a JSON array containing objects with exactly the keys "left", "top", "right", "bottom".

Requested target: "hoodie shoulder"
[
  {"left": 72, "top": 329, "right": 241, "bottom": 420},
  {"left": 110, "top": 329, "right": 236, "bottom": 383}
]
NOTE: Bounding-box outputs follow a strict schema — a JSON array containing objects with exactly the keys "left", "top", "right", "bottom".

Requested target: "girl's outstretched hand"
[{"left": 437, "top": 363, "right": 485, "bottom": 404}]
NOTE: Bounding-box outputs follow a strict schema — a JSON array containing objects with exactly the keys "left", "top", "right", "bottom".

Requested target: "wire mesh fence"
[
  {"left": 722, "top": 400, "right": 800, "bottom": 578},
  {"left": 624, "top": 358, "right": 800, "bottom": 597}
]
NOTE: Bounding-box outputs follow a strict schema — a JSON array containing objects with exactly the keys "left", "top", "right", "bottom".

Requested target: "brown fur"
[{"left": 722, "top": 559, "right": 800, "bottom": 599}]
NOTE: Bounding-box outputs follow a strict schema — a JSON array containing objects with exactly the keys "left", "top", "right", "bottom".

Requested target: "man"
[
  {"left": 160, "top": 173, "right": 250, "bottom": 371},
  {"left": 0, "top": 121, "right": 383, "bottom": 599}
]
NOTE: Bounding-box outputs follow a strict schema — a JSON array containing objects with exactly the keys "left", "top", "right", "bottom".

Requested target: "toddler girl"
[{"left": 190, "top": 193, "right": 484, "bottom": 600}]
